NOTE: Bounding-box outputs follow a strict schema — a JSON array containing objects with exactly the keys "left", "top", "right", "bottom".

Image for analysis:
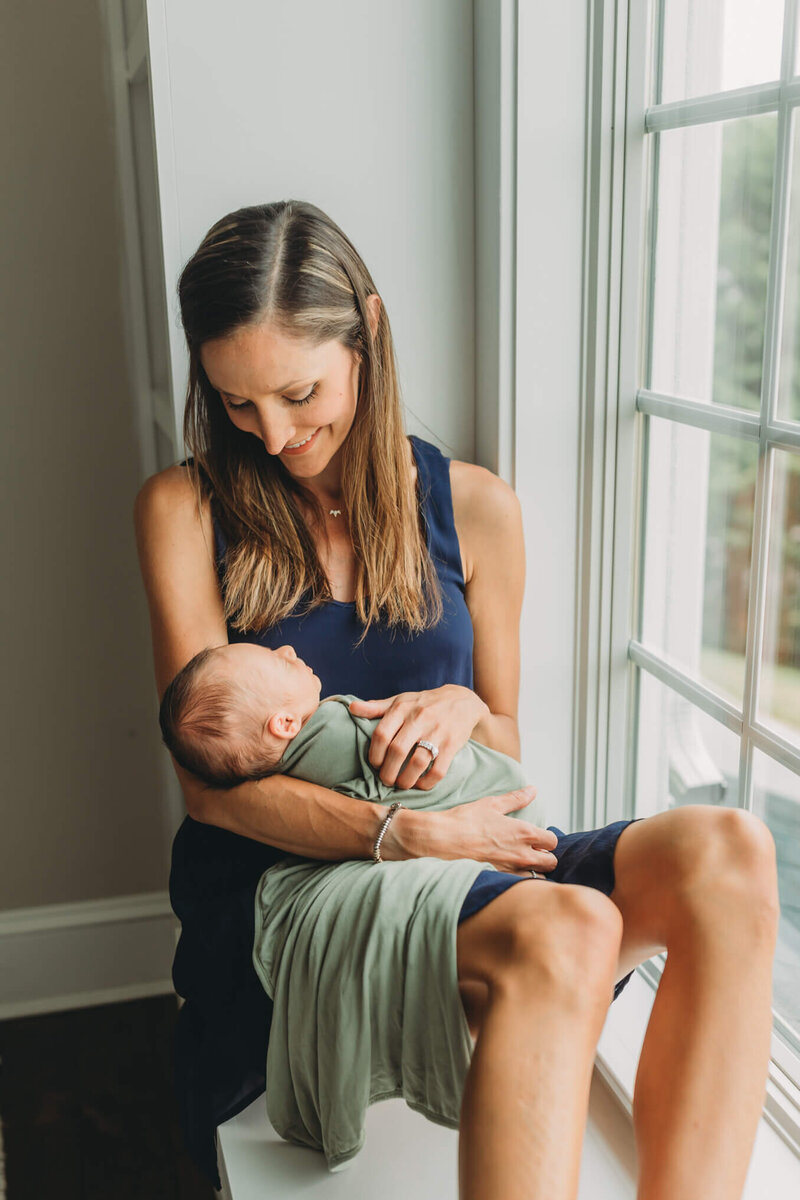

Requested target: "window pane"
[
  {"left": 650, "top": 115, "right": 777, "bottom": 410},
  {"left": 660, "top": 0, "right": 784, "bottom": 105},
  {"left": 641, "top": 416, "right": 757, "bottom": 706},
  {"left": 752, "top": 748, "right": 800, "bottom": 1037},
  {"left": 778, "top": 110, "right": 800, "bottom": 424},
  {"left": 634, "top": 668, "right": 740, "bottom": 818},
  {"left": 758, "top": 448, "right": 800, "bottom": 749}
]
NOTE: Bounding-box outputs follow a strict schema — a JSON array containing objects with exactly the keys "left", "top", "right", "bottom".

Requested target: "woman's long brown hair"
[{"left": 178, "top": 200, "right": 443, "bottom": 645}]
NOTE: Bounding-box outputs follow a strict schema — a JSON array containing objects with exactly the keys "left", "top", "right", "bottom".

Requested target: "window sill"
[{"left": 596, "top": 968, "right": 800, "bottom": 1194}]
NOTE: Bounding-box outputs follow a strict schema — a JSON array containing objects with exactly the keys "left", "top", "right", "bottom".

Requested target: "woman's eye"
[
  {"left": 288, "top": 384, "right": 318, "bottom": 407},
  {"left": 223, "top": 384, "right": 318, "bottom": 410}
]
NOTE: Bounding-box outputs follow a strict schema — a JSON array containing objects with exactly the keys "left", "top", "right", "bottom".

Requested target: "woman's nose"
[{"left": 254, "top": 409, "right": 296, "bottom": 456}]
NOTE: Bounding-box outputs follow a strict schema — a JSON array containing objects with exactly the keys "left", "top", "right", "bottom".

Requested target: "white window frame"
[{"left": 571, "top": 0, "right": 800, "bottom": 1154}]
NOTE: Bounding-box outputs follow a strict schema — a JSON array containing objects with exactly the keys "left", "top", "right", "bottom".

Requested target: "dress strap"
[{"left": 409, "top": 435, "right": 465, "bottom": 585}]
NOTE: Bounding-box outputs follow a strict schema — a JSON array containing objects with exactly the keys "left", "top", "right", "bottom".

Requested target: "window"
[{"left": 580, "top": 0, "right": 800, "bottom": 1140}]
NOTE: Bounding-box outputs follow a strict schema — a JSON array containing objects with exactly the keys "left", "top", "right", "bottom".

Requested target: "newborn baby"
[
  {"left": 160, "top": 640, "right": 547, "bottom": 1172},
  {"left": 159, "top": 642, "right": 324, "bottom": 788},
  {"left": 158, "top": 641, "right": 543, "bottom": 824}
]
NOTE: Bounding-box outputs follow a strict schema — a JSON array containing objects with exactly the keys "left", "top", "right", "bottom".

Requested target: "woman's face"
[{"left": 199, "top": 317, "right": 370, "bottom": 483}]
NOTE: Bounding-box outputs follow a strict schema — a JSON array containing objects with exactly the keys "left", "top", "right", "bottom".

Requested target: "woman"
[{"left": 135, "top": 200, "right": 779, "bottom": 1200}]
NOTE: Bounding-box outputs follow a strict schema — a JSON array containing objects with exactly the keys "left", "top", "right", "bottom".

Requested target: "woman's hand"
[
  {"left": 348, "top": 684, "right": 489, "bottom": 790},
  {"left": 438, "top": 790, "right": 559, "bottom": 876}
]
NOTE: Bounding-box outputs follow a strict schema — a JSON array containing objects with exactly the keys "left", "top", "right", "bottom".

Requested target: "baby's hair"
[{"left": 158, "top": 645, "right": 284, "bottom": 789}]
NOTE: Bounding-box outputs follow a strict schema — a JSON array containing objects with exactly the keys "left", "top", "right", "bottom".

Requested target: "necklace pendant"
[{"left": 329, "top": 509, "right": 342, "bottom": 517}]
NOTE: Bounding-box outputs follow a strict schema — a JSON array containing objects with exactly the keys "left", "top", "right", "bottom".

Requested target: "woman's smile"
[{"left": 281, "top": 426, "right": 323, "bottom": 455}]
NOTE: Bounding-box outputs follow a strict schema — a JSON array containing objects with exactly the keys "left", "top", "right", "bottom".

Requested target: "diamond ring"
[{"left": 416, "top": 739, "right": 439, "bottom": 761}]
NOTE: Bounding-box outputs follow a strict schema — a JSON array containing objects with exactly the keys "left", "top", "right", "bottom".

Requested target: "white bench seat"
[{"left": 216, "top": 1071, "right": 638, "bottom": 1199}]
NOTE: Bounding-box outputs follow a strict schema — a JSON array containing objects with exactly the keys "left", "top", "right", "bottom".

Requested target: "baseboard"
[{"left": 0, "top": 891, "right": 178, "bottom": 1020}]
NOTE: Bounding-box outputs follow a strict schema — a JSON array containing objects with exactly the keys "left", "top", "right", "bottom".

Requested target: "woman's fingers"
[
  {"left": 348, "top": 697, "right": 392, "bottom": 718},
  {"left": 496, "top": 785, "right": 538, "bottom": 811},
  {"left": 392, "top": 748, "right": 434, "bottom": 791},
  {"left": 380, "top": 731, "right": 443, "bottom": 787},
  {"left": 440, "top": 790, "right": 561, "bottom": 873},
  {"left": 395, "top": 744, "right": 453, "bottom": 791},
  {"left": 492, "top": 791, "right": 559, "bottom": 850},
  {"left": 506, "top": 866, "right": 557, "bottom": 879},
  {"left": 347, "top": 696, "right": 417, "bottom": 777},
  {"left": 350, "top": 686, "right": 483, "bottom": 787},
  {"left": 355, "top": 695, "right": 435, "bottom": 785},
  {"left": 409, "top": 752, "right": 453, "bottom": 791}
]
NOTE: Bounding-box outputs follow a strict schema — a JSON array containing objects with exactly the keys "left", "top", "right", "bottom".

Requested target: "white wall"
[
  {"left": 145, "top": 0, "right": 477, "bottom": 463},
  {"left": 0, "top": 0, "right": 171, "bottom": 916}
]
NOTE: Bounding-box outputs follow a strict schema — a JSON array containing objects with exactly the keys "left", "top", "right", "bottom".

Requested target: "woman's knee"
[
  {"left": 665, "top": 806, "right": 779, "bottom": 934},
  {"left": 464, "top": 882, "right": 623, "bottom": 1005}
]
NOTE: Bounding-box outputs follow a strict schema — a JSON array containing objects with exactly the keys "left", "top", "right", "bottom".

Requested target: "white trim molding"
[
  {"left": 513, "top": 0, "right": 591, "bottom": 829},
  {"left": 0, "top": 891, "right": 177, "bottom": 1020},
  {"left": 473, "top": 0, "right": 518, "bottom": 483},
  {"left": 572, "top": 0, "right": 652, "bottom": 832}
]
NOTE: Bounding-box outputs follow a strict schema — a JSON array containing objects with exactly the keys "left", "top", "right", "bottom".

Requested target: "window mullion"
[
  {"left": 637, "top": 389, "right": 762, "bottom": 437},
  {"left": 637, "top": 390, "right": 800, "bottom": 449},
  {"left": 628, "top": 638, "right": 743, "bottom": 731},
  {"left": 738, "top": 4, "right": 797, "bottom": 811},
  {"left": 647, "top": 82, "right": 786, "bottom": 133},
  {"left": 750, "top": 722, "right": 800, "bottom": 777}
]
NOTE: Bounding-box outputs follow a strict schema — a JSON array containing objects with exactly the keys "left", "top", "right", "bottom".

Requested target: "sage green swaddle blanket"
[{"left": 251, "top": 694, "right": 541, "bottom": 1171}]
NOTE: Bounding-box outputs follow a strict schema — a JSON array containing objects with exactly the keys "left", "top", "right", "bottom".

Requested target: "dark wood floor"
[{"left": 0, "top": 994, "right": 216, "bottom": 1199}]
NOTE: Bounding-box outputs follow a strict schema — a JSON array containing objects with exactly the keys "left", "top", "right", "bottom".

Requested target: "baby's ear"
[{"left": 266, "top": 711, "right": 302, "bottom": 741}]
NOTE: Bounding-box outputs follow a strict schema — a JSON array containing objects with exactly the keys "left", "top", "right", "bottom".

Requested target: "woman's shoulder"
[
  {"left": 410, "top": 436, "right": 516, "bottom": 511},
  {"left": 449, "top": 458, "right": 521, "bottom": 528},
  {"left": 135, "top": 460, "right": 190, "bottom": 500},
  {"left": 133, "top": 461, "right": 213, "bottom": 537},
  {"left": 447, "top": 458, "right": 522, "bottom": 585}
]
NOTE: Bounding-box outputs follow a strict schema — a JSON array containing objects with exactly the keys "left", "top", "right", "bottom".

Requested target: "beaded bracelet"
[{"left": 372, "top": 801, "right": 405, "bottom": 863}]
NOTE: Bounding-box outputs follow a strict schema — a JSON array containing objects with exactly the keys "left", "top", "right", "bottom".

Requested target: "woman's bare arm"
[
  {"left": 451, "top": 460, "right": 525, "bottom": 761},
  {"left": 133, "top": 464, "right": 448, "bottom": 860},
  {"left": 174, "top": 758, "right": 448, "bottom": 861}
]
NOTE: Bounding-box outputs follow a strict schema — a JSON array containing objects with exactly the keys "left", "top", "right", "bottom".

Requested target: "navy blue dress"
[{"left": 169, "top": 435, "right": 637, "bottom": 1188}]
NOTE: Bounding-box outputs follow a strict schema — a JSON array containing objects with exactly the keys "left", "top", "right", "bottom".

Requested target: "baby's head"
[{"left": 159, "top": 642, "right": 322, "bottom": 788}]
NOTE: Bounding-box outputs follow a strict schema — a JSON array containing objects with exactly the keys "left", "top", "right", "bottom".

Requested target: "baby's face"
[{"left": 210, "top": 642, "right": 322, "bottom": 724}]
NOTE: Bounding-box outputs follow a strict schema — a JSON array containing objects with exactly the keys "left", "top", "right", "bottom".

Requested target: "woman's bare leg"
[
  {"left": 609, "top": 806, "right": 779, "bottom": 1200},
  {"left": 456, "top": 881, "right": 623, "bottom": 1200}
]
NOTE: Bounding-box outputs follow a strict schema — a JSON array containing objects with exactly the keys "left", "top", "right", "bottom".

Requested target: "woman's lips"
[{"left": 281, "top": 427, "right": 322, "bottom": 455}]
